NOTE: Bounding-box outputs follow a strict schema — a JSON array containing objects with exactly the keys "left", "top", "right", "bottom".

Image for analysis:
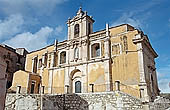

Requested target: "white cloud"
[
  {"left": 3, "top": 26, "right": 63, "bottom": 51},
  {"left": 0, "top": 14, "right": 24, "bottom": 41},
  {"left": 54, "top": 25, "right": 63, "bottom": 35},
  {"left": 111, "top": 12, "right": 142, "bottom": 29},
  {"left": 0, "top": 0, "right": 68, "bottom": 16},
  {"left": 157, "top": 65, "right": 170, "bottom": 93},
  {"left": 159, "top": 79, "right": 170, "bottom": 93}
]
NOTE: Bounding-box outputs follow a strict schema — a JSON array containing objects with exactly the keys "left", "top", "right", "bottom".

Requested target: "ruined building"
[
  {"left": 11, "top": 8, "right": 159, "bottom": 102},
  {"left": 0, "top": 44, "right": 28, "bottom": 110}
]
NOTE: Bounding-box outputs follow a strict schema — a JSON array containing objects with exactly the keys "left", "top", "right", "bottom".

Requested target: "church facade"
[{"left": 12, "top": 8, "right": 159, "bottom": 102}]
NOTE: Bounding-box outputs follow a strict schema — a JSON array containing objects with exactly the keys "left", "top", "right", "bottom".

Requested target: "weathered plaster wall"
[
  {"left": 25, "top": 45, "right": 54, "bottom": 72},
  {"left": 11, "top": 70, "right": 41, "bottom": 94},
  {"left": 52, "top": 69, "right": 65, "bottom": 93},
  {"left": 110, "top": 28, "right": 140, "bottom": 98},
  {"left": 11, "top": 70, "right": 29, "bottom": 93},
  {"left": 88, "top": 62, "right": 105, "bottom": 92},
  {"left": 20, "top": 23, "right": 158, "bottom": 100},
  {"left": 0, "top": 57, "right": 7, "bottom": 110}
]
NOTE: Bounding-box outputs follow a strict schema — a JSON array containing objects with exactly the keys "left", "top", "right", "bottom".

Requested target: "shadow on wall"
[{"left": 43, "top": 94, "right": 89, "bottom": 110}]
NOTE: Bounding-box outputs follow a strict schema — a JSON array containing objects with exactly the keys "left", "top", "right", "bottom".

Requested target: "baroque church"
[{"left": 11, "top": 7, "right": 160, "bottom": 102}]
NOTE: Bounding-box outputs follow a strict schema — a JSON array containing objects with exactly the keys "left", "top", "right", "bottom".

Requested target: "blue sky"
[{"left": 0, "top": 0, "right": 169, "bottom": 93}]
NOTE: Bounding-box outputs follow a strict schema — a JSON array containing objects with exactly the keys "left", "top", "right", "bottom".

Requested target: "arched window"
[
  {"left": 74, "top": 24, "right": 79, "bottom": 37},
  {"left": 75, "top": 81, "right": 81, "bottom": 93},
  {"left": 74, "top": 47, "right": 79, "bottom": 59},
  {"left": 91, "top": 43, "right": 100, "bottom": 58},
  {"left": 60, "top": 51, "right": 66, "bottom": 64}
]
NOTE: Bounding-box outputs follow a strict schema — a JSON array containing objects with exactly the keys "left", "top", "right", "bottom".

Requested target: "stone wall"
[
  {"left": 148, "top": 96, "right": 170, "bottom": 110},
  {"left": 5, "top": 94, "right": 41, "bottom": 110},
  {"left": 5, "top": 91, "right": 170, "bottom": 110}
]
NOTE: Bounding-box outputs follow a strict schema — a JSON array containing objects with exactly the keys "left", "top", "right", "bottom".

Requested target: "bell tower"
[{"left": 67, "top": 7, "right": 95, "bottom": 40}]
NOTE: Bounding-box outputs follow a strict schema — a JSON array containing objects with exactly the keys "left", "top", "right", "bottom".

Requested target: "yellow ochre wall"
[
  {"left": 88, "top": 62, "right": 105, "bottom": 92},
  {"left": 110, "top": 27, "right": 140, "bottom": 97},
  {"left": 52, "top": 69, "right": 65, "bottom": 93},
  {"left": 25, "top": 45, "right": 54, "bottom": 72},
  {"left": 23, "top": 24, "right": 141, "bottom": 97},
  {"left": 11, "top": 70, "right": 29, "bottom": 93}
]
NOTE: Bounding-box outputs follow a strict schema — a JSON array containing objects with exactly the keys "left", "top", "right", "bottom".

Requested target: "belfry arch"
[{"left": 69, "top": 69, "right": 82, "bottom": 93}]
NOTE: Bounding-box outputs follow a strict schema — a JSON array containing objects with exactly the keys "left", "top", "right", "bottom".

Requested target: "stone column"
[
  {"left": 48, "top": 70, "right": 53, "bottom": 94},
  {"left": 115, "top": 80, "right": 120, "bottom": 91},
  {"left": 104, "top": 60, "right": 111, "bottom": 91},
  {"left": 104, "top": 23, "right": 112, "bottom": 91},
  {"left": 81, "top": 67, "right": 88, "bottom": 93},
  {"left": 106, "top": 23, "right": 109, "bottom": 37},
  {"left": 48, "top": 52, "right": 55, "bottom": 93},
  {"left": 135, "top": 34, "right": 150, "bottom": 102},
  {"left": 104, "top": 39, "right": 112, "bottom": 91}
]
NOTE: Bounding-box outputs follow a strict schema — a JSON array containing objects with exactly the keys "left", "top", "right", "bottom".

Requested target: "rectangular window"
[
  {"left": 60, "top": 51, "right": 66, "bottom": 64},
  {"left": 33, "top": 57, "right": 38, "bottom": 73},
  {"left": 91, "top": 43, "right": 100, "bottom": 58},
  {"left": 88, "top": 23, "right": 91, "bottom": 35},
  {"left": 30, "top": 81, "right": 35, "bottom": 94},
  {"left": 112, "top": 43, "right": 121, "bottom": 56},
  {"left": 44, "top": 53, "right": 48, "bottom": 67},
  {"left": 38, "top": 59, "right": 42, "bottom": 68}
]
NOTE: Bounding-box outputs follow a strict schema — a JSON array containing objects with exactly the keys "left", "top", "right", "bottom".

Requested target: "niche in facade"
[
  {"left": 60, "top": 51, "right": 66, "bottom": 64},
  {"left": 74, "top": 24, "right": 79, "bottom": 38},
  {"left": 74, "top": 47, "right": 79, "bottom": 59},
  {"left": 91, "top": 43, "right": 100, "bottom": 58}
]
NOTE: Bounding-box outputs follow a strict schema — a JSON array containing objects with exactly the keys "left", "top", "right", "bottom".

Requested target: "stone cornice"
[{"left": 48, "top": 58, "right": 111, "bottom": 70}]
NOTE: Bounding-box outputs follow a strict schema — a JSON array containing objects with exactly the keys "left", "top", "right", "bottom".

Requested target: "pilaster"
[
  {"left": 135, "top": 34, "right": 150, "bottom": 102},
  {"left": 64, "top": 67, "right": 70, "bottom": 93},
  {"left": 104, "top": 23, "right": 112, "bottom": 91}
]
